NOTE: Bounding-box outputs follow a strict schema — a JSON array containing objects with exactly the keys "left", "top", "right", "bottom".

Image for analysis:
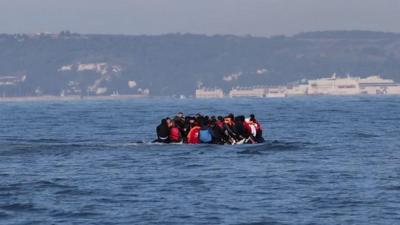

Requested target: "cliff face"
[{"left": 1, "top": 31, "right": 400, "bottom": 96}]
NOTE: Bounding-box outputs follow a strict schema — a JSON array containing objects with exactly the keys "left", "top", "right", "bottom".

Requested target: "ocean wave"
[
  {"left": 0, "top": 140, "right": 315, "bottom": 154},
  {"left": 0, "top": 203, "right": 45, "bottom": 213}
]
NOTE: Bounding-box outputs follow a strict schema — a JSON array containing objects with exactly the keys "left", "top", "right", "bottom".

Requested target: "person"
[
  {"left": 183, "top": 116, "right": 196, "bottom": 142},
  {"left": 174, "top": 112, "right": 186, "bottom": 141},
  {"left": 234, "top": 116, "right": 247, "bottom": 138},
  {"left": 155, "top": 113, "right": 264, "bottom": 145},
  {"left": 222, "top": 114, "right": 241, "bottom": 144},
  {"left": 187, "top": 122, "right": 201, "bottom": 144},
  {"left": 199, "top": 120, "right": 212, "bottom": 144},
  {"left": 209, "top": 117, "right": 225, "bottom": 144},
  {"left": 204, "top": 115, "right": 210, "bottom": 126},
  {"left": 174, "top": 112, "right": 185, "bottom": 125},
  {"left": 194, "top": 113, "right": 202, "bottom": 120},
  {"left": 245, "top": 118, "right": 257, "bottom": 137},
  {"left": 168, "top": 120, "right": 182, "bottom": 143},
  {"left": 245, "top": 118, "right": 258, "bottom": 144},
  {"left": 216, "top": 116, "right": 224, "bottom": 128},
  {"left": 234, "top": 115, "right": 256, "bottom": 144},
  {"left": 176, "top": 112, "right": 184, "bottom": 119},
  {"left": 250, "top": 114, "right": 264, "bottom": 143},
  {"left": 155, "top": 118, "right": 170, "bottom": 143}
]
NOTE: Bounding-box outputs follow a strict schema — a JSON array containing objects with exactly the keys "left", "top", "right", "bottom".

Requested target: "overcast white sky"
[{"left": 0, "top": 0, "right": 399, "bottom": 36}]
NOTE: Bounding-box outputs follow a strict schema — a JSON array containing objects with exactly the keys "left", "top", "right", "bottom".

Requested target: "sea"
[{"left": 0, "top": 96, "right": 399, "bottom": 225}]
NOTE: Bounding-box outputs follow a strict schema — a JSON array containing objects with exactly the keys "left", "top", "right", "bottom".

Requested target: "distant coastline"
[
  {"left": 2, "top": 31, "right": 400, "bottom": 97},
  {"left": 0, "top": 94, "right": 149, "bottom": 102}
]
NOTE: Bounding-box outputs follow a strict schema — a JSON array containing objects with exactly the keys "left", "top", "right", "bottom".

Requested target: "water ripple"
[{"left": 0, "top": 98, "right": 399, "bottom": 224}]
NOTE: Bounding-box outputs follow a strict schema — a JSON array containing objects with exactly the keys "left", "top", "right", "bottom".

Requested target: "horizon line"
[{"left": 2, "top": 29, "right": 400, "bottom": 38}]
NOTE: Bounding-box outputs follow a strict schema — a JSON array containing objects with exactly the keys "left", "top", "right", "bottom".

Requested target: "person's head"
[
  {"left": 224, "top": 116, "right": 233, "bottom": 125},
  {"left": 161, "top": 118, "right": 167, "bottom": 126},
  {"left": 245, "top": 118, "right": 254, "bottom": 124},
  {"left": 227, "top": 113, "right": 234, "bottom": 120},
  {"left": 236, "top": 115, "right": 245, "bottom": 123},
  {"left": 204, "top": 116, "right": 210, "bottom": 125},
  {"left": 217, "top": 116, "right": 224, "bottom": 122},
  {"left": 168, "top": 120, "right": 175, "bottom": 128},
  {"left": 165, "top": 117, "right": 172, "bottom": 127},
  {"left": 250, "top": 114, "right": 256, "bottom": 122},
  {"left": 210, "top": 117, "right": 217, "bottom": 126},
  {"left": 176, "top": 112, "right": 184, "bottom": 118},
  {"left": 197, "top": 116, "right": 206, "bottom": 126}
]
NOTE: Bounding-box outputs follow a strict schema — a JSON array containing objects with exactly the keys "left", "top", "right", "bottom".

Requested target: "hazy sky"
[{"left": 1, "top": 0, "right": 399, "bottom": 36}]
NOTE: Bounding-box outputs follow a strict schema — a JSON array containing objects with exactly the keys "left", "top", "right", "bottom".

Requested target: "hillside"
[{"left": 1, "top": 30, "right": 400, "bottom": 96}]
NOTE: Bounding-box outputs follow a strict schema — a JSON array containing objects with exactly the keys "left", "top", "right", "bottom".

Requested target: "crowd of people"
[{"left": 155, "top": 112, "right": 264, "bottom": 145}]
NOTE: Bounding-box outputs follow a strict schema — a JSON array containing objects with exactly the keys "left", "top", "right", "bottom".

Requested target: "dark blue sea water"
[{"left": 0, "top": 97, "right": 399, "bottom": 225}]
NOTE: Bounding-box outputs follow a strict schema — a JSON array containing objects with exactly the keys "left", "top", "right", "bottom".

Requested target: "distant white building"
[
  {"left": 386, "top": 86, "right": 400, "bottom": 95},
  {"left": 307, "top": 74, "right": 360, "bottom": 96},
  {"left": 286, "top": 84, "right": 308, "bottom": 96},
  {"left": 195, "top": 88, "right": 224, "bottom": 99},
  {"left": 226, "top": 74, "right": 400, "bottom": 98},
  {"left": 306, "top": 74, "right": 400, "bottom": 96},
  {"left": 358, "top": 75, "right": 400, "bottom": 95},
  {"left": 229, "top": 86, "right": 266, "bottom": 98},
  {"left": 266, "top": 86, "right": 287, "bottom": 98},
  {"left": 228, "top": 86, "right": 288, "bottom": 98}
]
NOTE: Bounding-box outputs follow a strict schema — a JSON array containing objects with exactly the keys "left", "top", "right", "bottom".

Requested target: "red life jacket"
[
  {"left": 187, "top": 126, "right": 201, "bottom": 144},
  {"left": 169, "top": 127, "right": 181, "bottom": 142},
  {"left": 243, "top": 122, "right": 252, "bottom": 136}
]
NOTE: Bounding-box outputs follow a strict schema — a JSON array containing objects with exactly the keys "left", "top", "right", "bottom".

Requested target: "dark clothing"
[
  {"left": 156, "top": 123, "right": 170, "bottom": 143},
  {"left": 252, "top": 119, "right": 264, "bottom": 143},
  {"left": 210, "top": 125, "right": 225, "bottom": 144},
  {"left": 222, "top": 123, "right": 242, "bottom": 144},
  {"left": 255, "top": 135, "right": 265, "bottom": 143},
  {"left": 174, "top": 117, "right": 185, "bottom": 130},
  {"left": 234, "top": 122, "right": 247, "bottom": 138}
]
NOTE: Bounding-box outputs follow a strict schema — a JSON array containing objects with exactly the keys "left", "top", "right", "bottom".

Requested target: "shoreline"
[
  {"left": 0, "top": 95, "right": 149, "bottom": 102},
  {"left": 0, "top": 94, "right": 398, "bottom": 102}
]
